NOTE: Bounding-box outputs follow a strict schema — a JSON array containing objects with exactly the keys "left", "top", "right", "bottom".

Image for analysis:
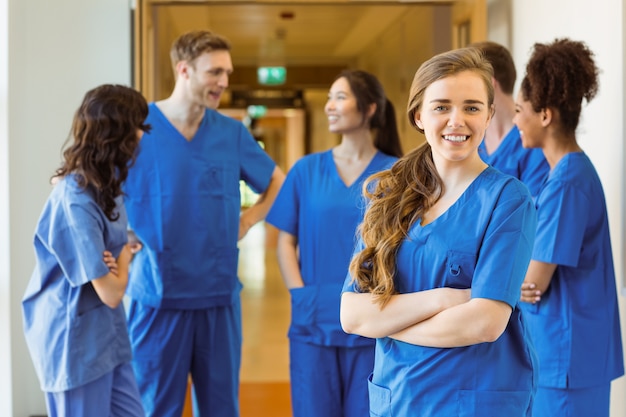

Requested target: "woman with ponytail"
[{"left": 267, "top": 69, "right": 401, "bottom": 417}]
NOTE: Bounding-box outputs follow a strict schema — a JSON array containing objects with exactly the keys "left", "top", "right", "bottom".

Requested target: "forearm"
[
  {"left": 240, "top": 167, "right": 285, "bottom": 237},
  {"left": 92, "top": 268, "right": 129, "bottom": 308},
  {"left": 92, "top": 245, "right": 131, "bottom": 308},
  {"left": 276, "top": 232, "right": 304, "bottom": 289},
  {"left": 340, "top": 287, "right": 470, "bottom": 339},
  {"left": 389, "top": 298, "right": 512, "bottom": 347}
]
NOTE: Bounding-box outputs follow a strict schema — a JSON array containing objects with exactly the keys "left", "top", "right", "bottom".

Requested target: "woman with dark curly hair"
[
  {"left": 514, "top": 38, "right": 624, "bottom": 417},
  {"left": 22, "top": 84, "right": 150, "bottom": 417},
  {"left": 340, "top": 47, "right": 538, "bottom": 416}
]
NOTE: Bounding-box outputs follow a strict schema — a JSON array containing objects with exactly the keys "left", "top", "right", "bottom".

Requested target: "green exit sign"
[{"left": 257, "top": 66, "right": 286, "bottom": 85}]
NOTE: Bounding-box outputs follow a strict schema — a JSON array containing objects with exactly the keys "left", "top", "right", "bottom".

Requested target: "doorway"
[{"left": 131, "top": 1, "right": 487, "bottom": 416}]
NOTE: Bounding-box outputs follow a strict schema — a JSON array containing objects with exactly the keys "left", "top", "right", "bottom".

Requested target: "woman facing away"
[
  {"left": 266, "top": 69, "right": 402, "bottom": 417},
  {"left": 22, "top": 84, "right": 149, "bottom": 417},
  {"left": 514, "top": 38, "right": 624, "bottom": 417},
  {"left": 340, "top": 47, "right": 538, "bottom": 417}
]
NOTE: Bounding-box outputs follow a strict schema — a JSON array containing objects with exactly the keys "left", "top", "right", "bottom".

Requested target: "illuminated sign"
[{"left": 257, "top": 66, "right": 287, "bottom": 85}]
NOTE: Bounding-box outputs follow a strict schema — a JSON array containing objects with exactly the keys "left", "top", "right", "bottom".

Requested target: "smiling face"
[
  {"left": 513, "top": 90, "right": 546, "bottom": 149},
  {"left": 183, "top": 50, "right": 233, "bottom": 109},
  {"left": 324, "top": 77, "right": 371, "bottom": 135},
  {"left": 414, "top": 70, "right": 493, "bottom": 165}
]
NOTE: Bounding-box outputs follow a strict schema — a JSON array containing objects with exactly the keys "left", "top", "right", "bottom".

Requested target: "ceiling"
[{"left": 153, "top": 1, "right": 453, "bottom": 66}]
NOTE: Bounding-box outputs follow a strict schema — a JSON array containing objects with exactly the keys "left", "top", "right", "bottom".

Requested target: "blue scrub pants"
[
  {"left": 45, "top": 362, "right": 144, "bottom": 417},
  {"left": 532, "top": 383, "right": 610, "bottom": 417},
  {"left": 289, "top": 339, "right": 374, "bottom": 417},
  {"left": 127, "top": 299, "right": 242, "bottom": 417}
]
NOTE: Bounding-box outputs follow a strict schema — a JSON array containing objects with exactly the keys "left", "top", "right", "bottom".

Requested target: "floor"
[{"left": 182, "top": 222, "right": 292, "bottom": 417}]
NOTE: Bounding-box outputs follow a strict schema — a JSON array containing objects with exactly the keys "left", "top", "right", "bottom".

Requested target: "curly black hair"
[{"left": 520, "top": 38, "right": 599, "bottom": 134}]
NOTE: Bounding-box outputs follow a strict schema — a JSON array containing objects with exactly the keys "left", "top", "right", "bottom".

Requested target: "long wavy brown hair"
[
  {"left": 54, "top": 84, "right": 149, "bottom": 221},
  {"left": 348, "top": 47, "right": 494, "bottom": 306}
]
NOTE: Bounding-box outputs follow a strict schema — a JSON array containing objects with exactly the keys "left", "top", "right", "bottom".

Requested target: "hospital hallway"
[{"left": 183, "top": 222, "right": 292, "bottom": 417}]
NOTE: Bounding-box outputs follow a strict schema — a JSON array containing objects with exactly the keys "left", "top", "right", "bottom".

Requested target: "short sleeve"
[
  {"left": 48, "top": 198, "right": 109, "bottom": 287},
  {"left": 266, "top": 161, "right": 302, "bottom": 236},
  {"left": 532, "top": 180, "right": 588, "bottom": 266},
  {"left": 472, "top": 182, "right": 537, "bottom": 307},
  {"left": 238, "top": 125, "right": 276, "bottom": 194}
]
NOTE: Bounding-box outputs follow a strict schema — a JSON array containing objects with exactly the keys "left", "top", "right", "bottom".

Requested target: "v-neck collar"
[
  {"left": 151, "top": 103, "right": 207, "bottom": 143},
  {"left": 326, "top": 149, "right": 382, "bottom": 189}
]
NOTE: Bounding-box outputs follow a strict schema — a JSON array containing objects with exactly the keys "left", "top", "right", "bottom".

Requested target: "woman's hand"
[
  {"left": 103, "top": 250, "right": 118, "bottom": 276},
  {"left": 520, "top": 282, "right": 542, "bottom": 304}
]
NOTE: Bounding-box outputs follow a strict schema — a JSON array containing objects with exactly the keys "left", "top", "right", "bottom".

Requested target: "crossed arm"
[
  {"left": 520, "top": 260, "right": 557, "bottom": 304},
  {"left": 341, "top": 289, "right": 513, "bottom": 348}
]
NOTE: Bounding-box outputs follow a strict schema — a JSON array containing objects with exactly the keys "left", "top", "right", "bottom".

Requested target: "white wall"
[
  {"left": 0, "top": 0, "right": 132, "bottom": 415},
  {"left": 496, "top": 0, "right": 626, "bottom": 415},
  {"left": 0, "top": 0, "right": 12, "bottom": 413}
]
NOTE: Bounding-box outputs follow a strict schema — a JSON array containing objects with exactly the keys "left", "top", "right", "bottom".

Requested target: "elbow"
[
  {"left": 468, "top": 298, "right": 512, "bottom": 343},
  {"left": 475, "top": 313, "right": 510, "bottom": 343},
  {"left": 478, "top": 321, "right": 508, "bottom": 343},
  {"left": 339, "top": 310, "right": 358, "bottom": 335},
  {"left": 340, "top": 304, "right": 370, "bottom": 337},
  {"left": 340, "top": 311, "right": 383, "bottom": 339},
  {"left": 100, "top": 291, "right": 125, "bottom": 309},
  {"left": 103, "top": 300, "right": 122, "bottom": 309}
]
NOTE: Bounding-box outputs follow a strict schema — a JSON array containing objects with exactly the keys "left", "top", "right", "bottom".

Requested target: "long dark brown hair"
[
  {"left": 349, "top": 47, "right": 494, "bottom": 306},
  {"left": 54, "top": 84, "right": 149, "bottom": 220},
  {"left": 336, "top": 69, "right": 403, "bottom": 157}
]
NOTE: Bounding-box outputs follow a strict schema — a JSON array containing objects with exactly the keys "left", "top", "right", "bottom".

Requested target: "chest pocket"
[
  {"left": 444, "top": 251, "right": 476, "bottom": 289},
  {"left": 201, "top": 162, "right": 239, "bottom": 197}
]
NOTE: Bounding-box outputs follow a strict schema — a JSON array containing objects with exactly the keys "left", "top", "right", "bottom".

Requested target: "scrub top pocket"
[
  {"left": 444, "top": 251, "right": 476, "bottom": 289},
  {"left": 289, "top": 286, "right": 316, "bottom": 338},
  {"left": 368, "top": 374, "right": 392, "bottom": 417}
]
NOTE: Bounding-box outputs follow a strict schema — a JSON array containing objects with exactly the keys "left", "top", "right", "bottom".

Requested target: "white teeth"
[
  {"left": 443, "top": 135, "right": 468, "bottom": 142},
  {"left": 328, "top": 116, "right": 338, "bottom": 122}
]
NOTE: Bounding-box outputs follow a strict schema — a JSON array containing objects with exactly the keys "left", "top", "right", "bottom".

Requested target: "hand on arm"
[
  {"left": 92, "top": 245, "right": 132, "bottom": 309},
  {"left": 340, "top": 287, "right": 470, "bottom": 339},
  {"left": 239, "top": 166, "right": 286, "bottom": 240},
  {"left": 520, "top": 260, "right": 557, "bottom": 304},
  {"left": 389, "top": 297, "right": 512, "bottom": 347},
  {"left": 276, "top": 231, "right": 305, "bottom": 289},
  {"left": 127, "top": 229, "right": 143, "bottom": 254}
]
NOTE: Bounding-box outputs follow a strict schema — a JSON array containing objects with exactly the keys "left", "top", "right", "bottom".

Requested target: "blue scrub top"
[
  {"left": 344, "top": 167, "right": 538, "bottom": 416},
  {"left": 123, "top": 104, "right": 276, "bottom": 309},
  {"left": 267, "top": 150, "right": 397, "bottom": 346},
  {"left": 520, "top": 152, "right": 624, "bottom": 389},
  {"left": 22, "top": 175, "right": 131, "bottom": 392},
  {"left": 478, "top": 126, "right": 549, "bottom": 198}
]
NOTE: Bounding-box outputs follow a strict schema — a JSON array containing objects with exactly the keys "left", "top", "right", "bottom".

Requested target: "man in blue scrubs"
[
  {"left": 472, "top": 41, "right": 548, "bottom": 198},
  {"left": 123, "top": 30, "right": 285, "bottom": 417}
]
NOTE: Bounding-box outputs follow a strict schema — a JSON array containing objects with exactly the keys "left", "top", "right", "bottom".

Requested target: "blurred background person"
[{"left": 266, "top": 69, "right": 402, "bottom": 417}]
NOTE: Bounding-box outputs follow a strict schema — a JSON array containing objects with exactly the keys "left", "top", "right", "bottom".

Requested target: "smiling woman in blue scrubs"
[
  {"left": 266, "top": 69, "right": 402, "bottom": 417},
  {"left": 340, "top": 47, "right": 538, "bottom": 417},
  {"left": 514, "top": 38, "right": 624, "bottom": 417},
  {"left": 22, "top": 85, "right": 148, "bottom": 417}
]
